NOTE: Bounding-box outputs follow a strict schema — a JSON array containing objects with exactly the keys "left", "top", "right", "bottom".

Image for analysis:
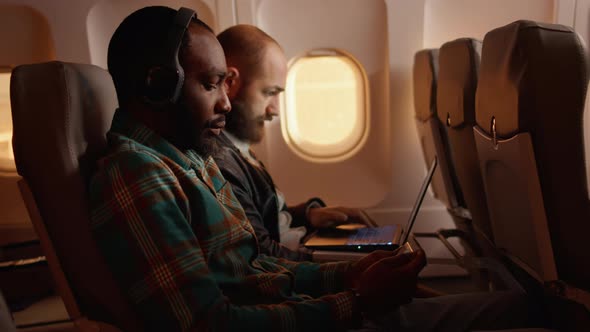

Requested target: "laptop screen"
[
  {"left": 401, "top": 156, "right": 438, "bottom": 244},
  {"left": 304, "top": 156, "right": 437, "bottom": 253}
]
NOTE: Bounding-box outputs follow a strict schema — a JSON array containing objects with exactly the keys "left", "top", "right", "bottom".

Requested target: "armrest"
[{"left": 413, "top": 229, "right": 523, "bottom": 292}]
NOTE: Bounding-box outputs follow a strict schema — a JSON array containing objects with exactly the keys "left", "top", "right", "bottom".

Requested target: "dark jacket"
[{"left": 212, "top": 132, "right": 324, "bottom": 261}]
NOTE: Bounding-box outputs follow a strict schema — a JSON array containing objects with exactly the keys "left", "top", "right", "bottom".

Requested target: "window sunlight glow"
[
  {"left": 0, "top": 72, "right": 15, "bottom": 171},
  {"left": 284, "top": 51, "right": 368, "bottom": 161}
]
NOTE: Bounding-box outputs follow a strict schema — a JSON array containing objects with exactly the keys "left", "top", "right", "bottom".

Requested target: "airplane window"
[
  {"left": 283, "top": 50, "right": 368, "bottom": 162},
  {"left": 0, "top": 71, "right": 15, "bottom": 171}
]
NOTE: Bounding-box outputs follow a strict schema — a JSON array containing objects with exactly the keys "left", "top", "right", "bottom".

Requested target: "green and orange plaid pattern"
[{"left": 88, "top": 110, "right": 361, "bottom": 331}]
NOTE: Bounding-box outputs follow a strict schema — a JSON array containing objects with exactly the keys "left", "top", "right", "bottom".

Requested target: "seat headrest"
[
  {"left": 476, "top": 20, "right": 588, "bottom": 138},
  {"left": 413, "top": 49, "right": 439, "bottom": 121},
  {"left": 437, "top": 38, "right": 482, "bottom": 129},
  {"left": 11, "top": 61, "right": 118, "bottom": 179}
]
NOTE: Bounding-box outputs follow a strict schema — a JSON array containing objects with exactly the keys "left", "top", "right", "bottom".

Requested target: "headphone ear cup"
[
  {"left": 144, "top": 66, "right": 180, "bottom": 105},
  {"left": 143, "top": 8, "right": 194, "bottom": 106}
]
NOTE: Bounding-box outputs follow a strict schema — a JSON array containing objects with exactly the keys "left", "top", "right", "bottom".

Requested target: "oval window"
[{"left": 282, "top": 49, "right": 369, "bottom": 162}]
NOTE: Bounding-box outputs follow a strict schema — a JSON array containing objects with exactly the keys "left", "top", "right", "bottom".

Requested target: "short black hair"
[{"left": 107, "top": 6, "right": 213, "bottom": 105}]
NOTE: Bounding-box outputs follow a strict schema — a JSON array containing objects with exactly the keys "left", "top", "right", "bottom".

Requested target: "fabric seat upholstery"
[
  {"left": 475, "top": 20, "right": 590, "bottom": 290},
  {"left": 10, "top": 61, "right": 140, "bottom": 330},
  {"left": 437, "top": 38, "right": 494, "bottom": 241},
  {"left": 413, "top": 49, "right": 466, "bottom": 214}
]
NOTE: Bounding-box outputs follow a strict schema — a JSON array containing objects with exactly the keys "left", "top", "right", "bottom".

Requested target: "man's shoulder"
[
  {"left": 93, "top": 134, "right": 172, "bottom": 181},
  {"left": 87, "top": 135, "right": 179, "bottom": 212},
  {"left": 212, "top": 134, "right": 246, "bottom": 169}
]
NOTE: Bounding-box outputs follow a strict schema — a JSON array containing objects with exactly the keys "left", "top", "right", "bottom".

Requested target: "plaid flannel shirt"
[{"left": 89, "top": 110, "right": 361, "bottom": 331}]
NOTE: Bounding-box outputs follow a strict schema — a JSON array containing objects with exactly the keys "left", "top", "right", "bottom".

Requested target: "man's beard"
[
  {"left": 175, "top": 102, "right": 221, "bottom": 157},
  {"left": 193, "top": 132, "right": 221, "bottom": 157},
  {"left": 225, "top": 100, "right": 271, "bottom": 143}
]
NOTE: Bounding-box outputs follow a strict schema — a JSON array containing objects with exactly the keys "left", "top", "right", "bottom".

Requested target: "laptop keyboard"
[{"left": 347, "top": 225, "right": 397, "bottom": 245}]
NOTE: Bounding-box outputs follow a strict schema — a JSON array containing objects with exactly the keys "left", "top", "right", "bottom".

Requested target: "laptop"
[{"left": 304, "top": 157, "right": 438, "bottom": 253}]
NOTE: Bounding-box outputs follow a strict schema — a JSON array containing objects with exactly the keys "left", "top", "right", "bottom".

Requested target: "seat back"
[
  {"left": 475, "top": 21, "right": 590, "bottom": 289},
  {"left": 437, "top": 38, "right": 494, "bottom": 241},
  {"left": 10, "top": 61, "right": 140, "bottom": 330},
  {"left": 413, "top": 49, "right": 466, "bottom": 212}
]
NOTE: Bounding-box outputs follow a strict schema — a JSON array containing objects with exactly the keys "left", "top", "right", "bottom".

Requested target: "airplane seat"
[
  {"left": 10, "top": 61, "right": 141, "bottom": 331},
  {"left": 413, "top": 49, "right": 468, "bottom": 221},
  {"left": 413, "top": 48, "right": 490, "bottom": 274},
  {"left": 475, "top": 20, "right": 590, "bottom": 325},
  {"left": 434, "top": 37, "right": 527, "bottom": 294},
  {"left": 436, "top": 38, "right": 494, "bottom": 243}
]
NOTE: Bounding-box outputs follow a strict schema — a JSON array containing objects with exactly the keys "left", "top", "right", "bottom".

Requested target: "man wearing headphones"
[
  {"left": 89, "top": 6, "right": 540, "bottom": 332},
  {"left": 88, "top": 5, "right": 429, "bottom": 331}
]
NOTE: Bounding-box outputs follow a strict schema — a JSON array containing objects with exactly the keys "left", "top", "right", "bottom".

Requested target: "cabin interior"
[{"left": 1, "top": 0, "right": 590, "bottom": 331}]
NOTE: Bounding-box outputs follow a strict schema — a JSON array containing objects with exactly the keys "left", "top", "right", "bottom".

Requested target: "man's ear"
[{"left": 224, "top": 66, "right": 240, "bottom": 100}]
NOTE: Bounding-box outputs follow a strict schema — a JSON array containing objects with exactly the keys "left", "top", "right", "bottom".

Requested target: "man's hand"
[
  {"left": 355, "top": 250, "right": 427, "bottom": 315},
  {"left": 307, "top": 206, "right": 370, "bottom": 228},
  {"left": 344, "top": 248, "right": 404, "bottom": 289}
]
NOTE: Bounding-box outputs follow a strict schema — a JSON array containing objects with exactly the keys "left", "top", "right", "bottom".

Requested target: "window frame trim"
[
  {"left": 0, "top": 66, "right": 16, "bottom": 172},
  {"left": 280, "top": 48, "right": 371, "bottom": 163}
]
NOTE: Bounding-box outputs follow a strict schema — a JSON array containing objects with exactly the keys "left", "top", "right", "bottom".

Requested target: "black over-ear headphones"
[{"left": 144, "top": 7, "right": 196, "bottom": 105}]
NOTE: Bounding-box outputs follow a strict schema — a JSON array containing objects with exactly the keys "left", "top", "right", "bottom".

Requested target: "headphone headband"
[
  {"left": 162, "top": 7, "right": 195, "bottom": 71},
  {"left": 145, "top": 7, "right": 196, "bottom": 105}
]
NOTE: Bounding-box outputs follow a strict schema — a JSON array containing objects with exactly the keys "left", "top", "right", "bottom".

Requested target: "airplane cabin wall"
[
  {"left": 236, "top": 0, "right": 392, "bottom": 210},
  {"left": 0, "top": 0, "right": 238, "bottom": 65},
  {"left": 87, "top": 0, "right": 228, "bottom": 69},
  {"left": 0, "top": 0, "right": 588, "bottom": 239},
  {"left": 0, "top": 3, "right": 57, "bottom": 245},
  {"left": 237, "top": 0, "right": 453, "bottom": 229},
  {"left": 237, "top": 0, "right": 578, "bottom": 230},
  {"left": 422, "top": 0, "right": 557, "bottom": 48}
]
